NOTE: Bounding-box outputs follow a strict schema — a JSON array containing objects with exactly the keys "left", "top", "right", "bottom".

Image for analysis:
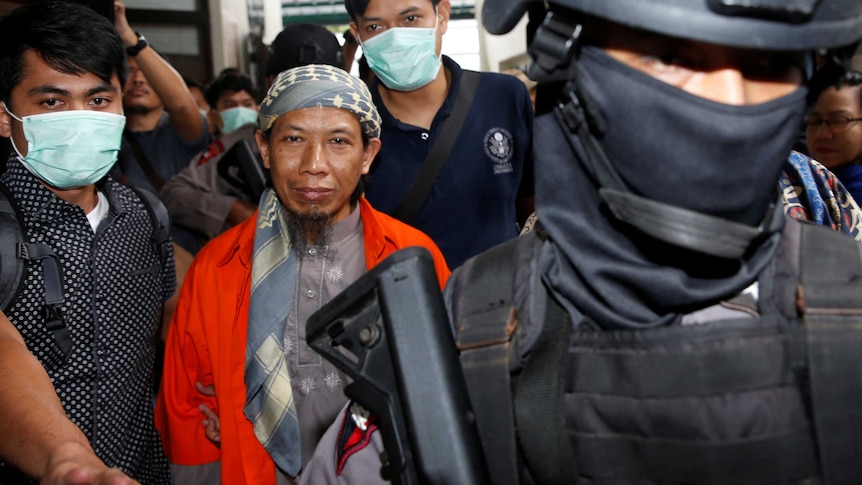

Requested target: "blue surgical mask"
[
  {"left": 3, "top": 101, "right": 125, "bottom": 189},
  {"left": 360, "top": 16, "right": 442, "bottom": 91},
  {"left": 219, "top": 106, "right": 258, "bottom": 134}
]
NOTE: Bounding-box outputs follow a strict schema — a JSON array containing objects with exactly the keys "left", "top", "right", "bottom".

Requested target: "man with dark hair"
[
  {"left": 112, "top": 1, "right": 209, "bottom": 253},
  {"left": 0, "top": 1, "right": 176, "bottom": 483},
  {"left": 203, "top": 70, "right": 259, "bottom": 138},
  {"left": 265, "top": 23, "right": 344, "bottom": 86},
  {"left": 345, "top": 0, "right": 534, "bottom": 269},
  {"left": 155, "top": 64, "right": 449, "bottom": 485},
  {"left": 159, "top": 70, "right": 261, "bottom": 252},
  {"left": 305, "top": 0, "right": 862, "bottom": 483}
]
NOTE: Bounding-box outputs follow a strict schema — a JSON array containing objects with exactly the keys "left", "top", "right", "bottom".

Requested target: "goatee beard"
[{"left": 285, "top": 205, "right": 332, "bottom": 257}]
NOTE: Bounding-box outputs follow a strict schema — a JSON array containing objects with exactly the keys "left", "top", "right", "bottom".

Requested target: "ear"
[
  {"left": 436, "top": 0, "right": 451, "bottom": 35},
  {"left": 361, "top": 137, "right": 381, "bottom": 175},
  {"left": 255, "top": 129, "right": 272, "bottom": 169},
  {"left": 349, "top": 22, "right": 360, "bottom": 43},
  {"left": 0, "top": 103, "right": 11, "bottom": 138}
]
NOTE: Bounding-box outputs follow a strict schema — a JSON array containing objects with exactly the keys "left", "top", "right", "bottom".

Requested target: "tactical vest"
[{"left": 450, "top": 218, "right": 862, "bottom": 485}]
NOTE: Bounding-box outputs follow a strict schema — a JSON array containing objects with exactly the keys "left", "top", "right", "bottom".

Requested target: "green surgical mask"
[
  {"left": 220, "top": 106, "right": 258, "bottom": 134},
  {"left": 3, "top": 102, "right": 125, "bottom": 189},
  {"left": 360, "top": 16, "right": 442, "bottom": 91}
]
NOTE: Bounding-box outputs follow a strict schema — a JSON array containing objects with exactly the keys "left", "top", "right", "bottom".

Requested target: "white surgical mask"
[
  {"left": 3, "top": 101, "right": 125, "bottom": 189},
  {"left": 219, "top": 106, "right": 258, "bottom": 134},
  {"left": 359, "top": 15, "right": 442, "bottom": 91}
]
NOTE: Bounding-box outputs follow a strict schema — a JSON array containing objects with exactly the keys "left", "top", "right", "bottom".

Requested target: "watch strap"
[{"left": 126, "top": 32, "right": 149, "bottom": 57}]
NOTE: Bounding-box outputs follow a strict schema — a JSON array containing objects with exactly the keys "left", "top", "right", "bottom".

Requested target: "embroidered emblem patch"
[{"left": 484, "top": 127, "right": 514, "bottom": 174}]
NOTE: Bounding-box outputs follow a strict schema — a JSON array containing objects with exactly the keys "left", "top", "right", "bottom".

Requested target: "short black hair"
[
  {"left": 808, "top": 63, "right": 862, "bottom": 109},
  {"left": 184, "top": 76, "right": 206, "bottom": 92},
  {"left": 266, "top": 23, "right": 344, "bottom": 77},
  {"left": 204, "top": 71, "right": 259, "bottom": 108},
  {"left": 345, "top": 0, "right": 441, "bottom": 22},
  {"left": 0, "top": 1, "right": 127, "bottom": 107}
]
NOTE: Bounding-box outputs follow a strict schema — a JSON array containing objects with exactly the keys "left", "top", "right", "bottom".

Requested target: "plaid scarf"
[{"left": 244, "top": 189, "right": 302, "bottom": 475}]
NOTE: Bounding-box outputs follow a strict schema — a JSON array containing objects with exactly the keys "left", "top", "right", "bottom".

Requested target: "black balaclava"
[{"left": 537, "top": 45, "right": 807, "bottom": 330}]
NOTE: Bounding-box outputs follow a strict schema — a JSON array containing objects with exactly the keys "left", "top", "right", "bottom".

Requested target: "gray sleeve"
[
  {"left": 160, "top": 159, "right": 240, "bottom": 238},
  {"left": 300, "top": 403, "right": 388, "bottom": 485},
  {"left": 171, "top": 461, "right": 222, "bottom": 485}
]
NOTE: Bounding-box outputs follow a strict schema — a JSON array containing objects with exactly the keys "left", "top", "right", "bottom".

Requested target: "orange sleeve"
[
  {"left": 426, "top": 239, "right": 451, "bottom": 289},
  {"left": 155, "top": 257, "right": 222, "bottom": 465}
]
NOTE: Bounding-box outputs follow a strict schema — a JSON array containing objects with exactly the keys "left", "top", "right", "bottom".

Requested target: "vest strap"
[
  {"left": 456, "top": 238, "right": 525, "bottom": 485},
  {"left": 514, "top": 296, "right": 576, "bottom": 485}
]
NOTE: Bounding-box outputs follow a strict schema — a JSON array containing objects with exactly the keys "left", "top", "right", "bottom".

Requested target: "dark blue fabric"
[
  {"left": 364, "top": 56, "right": 534, "bottom": 269},
  {"left": 836, "top": 164, "right": 862, "bottom": 205},
  {"left": 115, "top": 112, "right": 210, "bottom": 194}
]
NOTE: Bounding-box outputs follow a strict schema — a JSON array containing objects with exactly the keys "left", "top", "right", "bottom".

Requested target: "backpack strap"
[
  {"left": 454, "top": 232, "right": 542, "bottom": 485},
  {"left": 514, "top": 293, "right": 576, "bottom": 485},
  {"left": 130, "top": 186, "right": 171, "bottom": 268},
  {"left": 392, "top": 71, "right": 482, "bottom": 223},
  {"left": 0, "top": 181, "right": 71, "bottom": 360},
  {"left": 797, "top": 221, "right": 862, "bottom": 484},
  {"left": 0, "top": 182, "right": 25, "bottom": 310}
]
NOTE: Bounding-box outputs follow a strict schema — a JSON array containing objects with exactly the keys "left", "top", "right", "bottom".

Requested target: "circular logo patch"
[{"left": 484, "top": 127, "right": 514, "bottom": 174}]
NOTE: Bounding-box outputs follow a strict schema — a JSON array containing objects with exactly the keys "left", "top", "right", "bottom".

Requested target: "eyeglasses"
[{"left": 806, "top": 115, "right": 862, "bottom": 132}]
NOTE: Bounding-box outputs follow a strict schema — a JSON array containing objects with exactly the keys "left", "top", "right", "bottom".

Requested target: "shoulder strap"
[
  {"left": 0, "top": 182, "right": 25, "bottom": 310},
  {"left": 454, "top": 233, "right": 540, "bottom": 485},
  {"left": 0, "top": 181, "right": 72, "bottom": 360},
  {"left": 514, "top": 293, "right": 576, "bottom": 485},
  {"left": 797, "top": 221, "right": 862, "bottom": 484},
  {"left": 123, "top": 129, "right": 166, "bottom": 192},
  {"left": 130, "top": 186, "right": 171, "bottom": 267},
  {"left": 392, "top": 70, "right": 482, "bottom": 223}
]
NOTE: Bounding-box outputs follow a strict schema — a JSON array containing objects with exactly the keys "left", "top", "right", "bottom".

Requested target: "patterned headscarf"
[{"left": 259, "top": 64, "right": 381, "bottom": 138}]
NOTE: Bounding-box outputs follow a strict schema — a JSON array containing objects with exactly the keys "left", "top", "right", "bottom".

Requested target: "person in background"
[
  {"left": 159, "top": 70, "right": 260, "bottom": 251},
  {"left": 0, "top": 1, "right": 177, "bottom": 482},
  {"left": 264, "top": 23, "right": 344, "bottom": 87},
  {"left": 112, "top": 0, "right": 209, "bottom": 253},
  {"left": 346, "top": 0, "right": 534, "bottom": 269},
  {"left": 806, "top": 68, "right": 862, "bottom": 202},
  {"left": 184, "top": 76, "right": 215, "bottom": 136},
  {"left": 184, "top": 77, "right": 210, "bottom": 116},
  {"left": 342, "top": 30, "right": 359, "bottom": 72},
  {"left": 155, "top": 64, "right": 449, "bottom": 485}
]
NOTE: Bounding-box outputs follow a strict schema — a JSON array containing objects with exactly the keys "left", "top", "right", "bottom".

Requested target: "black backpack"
[{"left": 0, "top": 182, "right": 170, "bottom": 361}]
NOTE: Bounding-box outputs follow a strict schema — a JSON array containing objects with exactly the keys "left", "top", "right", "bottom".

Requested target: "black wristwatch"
[{"left": 126, "top": 32, "right": 149, "bottom": 57}]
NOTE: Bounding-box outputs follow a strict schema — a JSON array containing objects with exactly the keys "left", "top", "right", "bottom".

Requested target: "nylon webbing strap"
[
  {"left": 130, "top": 186, "right": 171, "bottom": 265},
  {"left": 392, "top": 71, "right": 481, "bottom": 223},
  {"left": 798, "top": 223, "right": 862, "bottom": 484},
  {"left": 0, "top": 184, "right": 24, "bottom": 309},
  {"left": 513, "top": 294, "right": 575, "bottom": 485},
  {"left": 456, "top": 238, "right": 523, "bottom": 485},
  {"left": 21, "top": 242, "right": 71, "bottom": 360}
]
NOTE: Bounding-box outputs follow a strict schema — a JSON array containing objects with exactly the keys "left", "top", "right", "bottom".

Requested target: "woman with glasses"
[{"left": 807, "top": 68, "right": 862, "bottom": 202}]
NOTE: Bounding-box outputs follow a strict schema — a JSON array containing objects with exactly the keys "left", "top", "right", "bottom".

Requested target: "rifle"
[
  {"left": 306, "top": 247, "right": 490, "bottom": 485},
  {"left": 217, "top": 137, "right": 269, "bottom": 202}
]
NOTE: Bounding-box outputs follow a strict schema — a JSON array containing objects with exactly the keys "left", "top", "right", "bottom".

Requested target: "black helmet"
[{"left": 483, "top": 0, "right": 862, "bottom": 50}]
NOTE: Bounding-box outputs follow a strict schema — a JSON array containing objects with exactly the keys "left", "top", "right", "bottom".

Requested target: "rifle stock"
[{"left": 307, "top": 247, "right": 490, "bottom": 484}]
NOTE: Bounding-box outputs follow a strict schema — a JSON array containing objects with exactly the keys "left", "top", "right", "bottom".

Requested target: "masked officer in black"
[{"left": 300, "top": 0, "right": 862, "bottom": 483}]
